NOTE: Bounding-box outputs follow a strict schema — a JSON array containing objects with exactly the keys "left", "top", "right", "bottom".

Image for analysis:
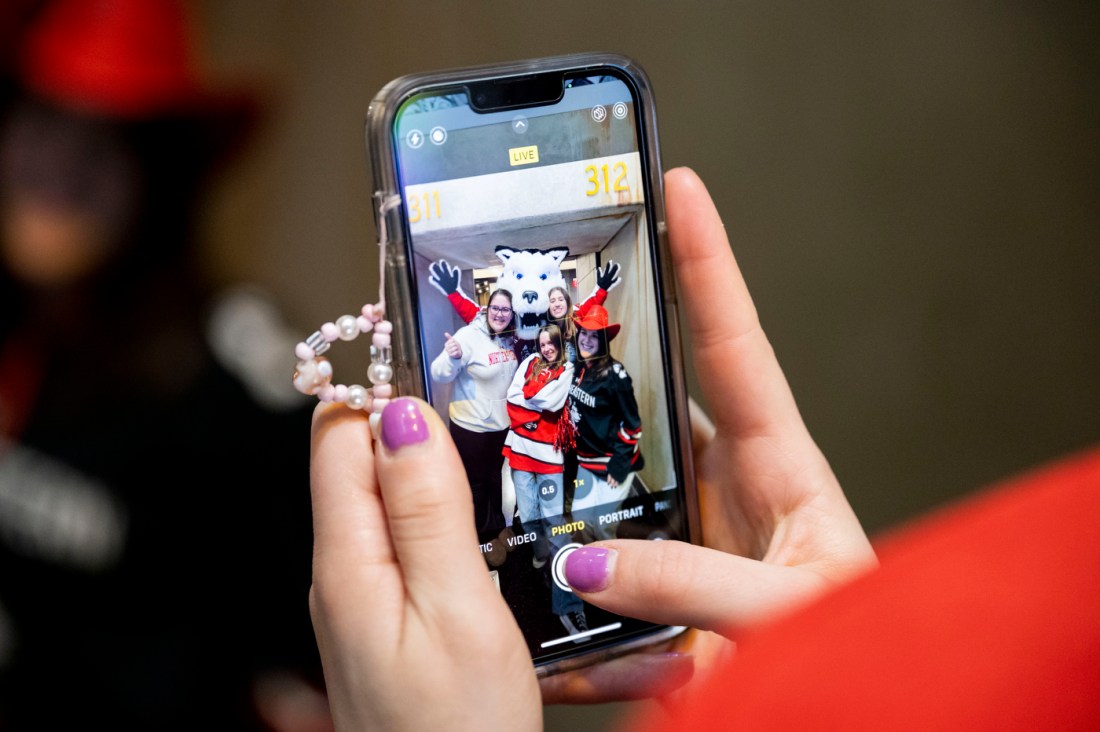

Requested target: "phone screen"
[{"left": 391, "top": 71, "right": 688, "bottom": 664}]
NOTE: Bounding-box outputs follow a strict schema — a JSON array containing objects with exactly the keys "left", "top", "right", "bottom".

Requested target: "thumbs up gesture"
[{"left": 443, "top": 332, "right": 463, "bottom": 359}]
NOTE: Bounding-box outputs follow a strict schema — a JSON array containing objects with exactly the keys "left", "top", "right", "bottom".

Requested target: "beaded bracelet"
[
  {"left": 291, "top": 302, "right": 393, "bottom": 407},
  {"left": 292, "top": 194, "right": 401, "bottom": 432}
]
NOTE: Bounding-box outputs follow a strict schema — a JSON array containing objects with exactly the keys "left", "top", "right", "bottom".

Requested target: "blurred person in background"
[{"left": 0, "top": 0, "right": 326, "bottom": 728}]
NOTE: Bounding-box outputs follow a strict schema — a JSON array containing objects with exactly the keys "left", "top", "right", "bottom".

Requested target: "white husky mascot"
[{"left": 429, "top": 245, "right": 621, "bottom": 352}]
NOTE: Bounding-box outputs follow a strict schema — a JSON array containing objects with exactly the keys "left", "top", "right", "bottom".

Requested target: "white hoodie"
[{"left": 431, "top": 316, "right": 518, "bottom": 433}]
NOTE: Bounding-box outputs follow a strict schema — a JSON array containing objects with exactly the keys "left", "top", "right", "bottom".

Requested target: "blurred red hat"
[
  {"left": 15, "top": 0, "right": 256, "bottom": 142},
  {"left": 573, "top": 304, "right": 621, "bottom": 341}
]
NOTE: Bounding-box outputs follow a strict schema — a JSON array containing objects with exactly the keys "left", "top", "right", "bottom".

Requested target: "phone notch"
[{"left": 467, "top": 71, "right": 564, "bottom": 113}]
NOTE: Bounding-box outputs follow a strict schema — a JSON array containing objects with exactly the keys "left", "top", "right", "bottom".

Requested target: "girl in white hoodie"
[{"left": 431, "top": 289, "right": 518, "bottom": 540}]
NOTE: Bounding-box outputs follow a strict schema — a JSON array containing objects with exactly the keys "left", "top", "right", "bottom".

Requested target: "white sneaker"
[{"left": 559, "top": 611, "right": 589, "bottom": 640}]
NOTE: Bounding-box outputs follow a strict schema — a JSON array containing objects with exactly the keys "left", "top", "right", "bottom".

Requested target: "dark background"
[{"left": 195, "top": 2, "right": 1098, "bottom": 727}]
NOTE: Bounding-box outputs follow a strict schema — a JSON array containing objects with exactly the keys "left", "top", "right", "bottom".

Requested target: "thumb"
[
  {"left": 444, "top": 332, "right": 453, "bottom": 340},
  {"left": 564, "top": 540, "right": 830, "bottom": 636},
  {"left": 374, "top": 398, "right": 486, "bottom": 606}
]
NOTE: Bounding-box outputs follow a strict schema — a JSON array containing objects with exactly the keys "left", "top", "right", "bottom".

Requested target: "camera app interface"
[{"left": 394, "top": 73, "right": 687, "bottom": 661}]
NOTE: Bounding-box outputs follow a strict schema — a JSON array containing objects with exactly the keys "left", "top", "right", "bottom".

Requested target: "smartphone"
[{"left": 366, "top": 53, "right": 698, "bottom": 676}]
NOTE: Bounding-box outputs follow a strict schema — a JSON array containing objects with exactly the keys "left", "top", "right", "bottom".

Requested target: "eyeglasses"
[{"left": 489, "top": 305, "right": 512, "bottom": 315}]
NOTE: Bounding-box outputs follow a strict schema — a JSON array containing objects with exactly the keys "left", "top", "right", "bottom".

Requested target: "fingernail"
[
  {"left": 564, "top": 546, "right": 617, "bottom": 593},
  {"left": 380, "top": 398, "right": 429, "bottom": 451}
]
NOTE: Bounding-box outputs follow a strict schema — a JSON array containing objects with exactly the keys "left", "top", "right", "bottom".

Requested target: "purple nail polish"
[
  {"left": 565, "top": 546, "right": 616, "bottom": 593},
  {"left": 380, "top": 398, "right": 429, "bottom": 451}
]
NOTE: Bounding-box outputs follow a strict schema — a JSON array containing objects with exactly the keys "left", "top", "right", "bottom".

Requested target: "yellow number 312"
[{"left": 585, "top": 161, "right": 630, "bottom": 196}]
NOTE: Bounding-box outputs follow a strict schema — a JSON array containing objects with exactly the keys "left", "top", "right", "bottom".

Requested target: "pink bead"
[
  {"left": 361, "top": 303, "right": 375, "bottom": 319},
  {"left": 321, "top": 322, "right": 339, "bottom": 341},
  {"left": 374, "top": 320, "right": 393, "bottom": 335},
  {"left": 318, "top": 384, "right": 336, "bottom": 402},
  {"left": 334, "top": 384, "right": 349, "bottom": 402},
  {"left": 371, "top": 303, "right": 385, "bottom": 322},
  {"left": 295, "top": 342, "right": 314, "bottom": 361},
  {"left": 372, "top": 332, "right": 391, "bottom": 348},
  {"left": 371, "top": 397, "right": 391, "bottom": 412},
  {"left": 373, "top": 384, "right": 393, "bottom": 398},
  {"left": 357, "top": 315, "right": 373, "bottom": 333}
]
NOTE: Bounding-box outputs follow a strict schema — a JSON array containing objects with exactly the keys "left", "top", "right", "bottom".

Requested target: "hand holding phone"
[
  {"left": 308, "top": 168, "right": 877, "bottom": 723},
  {"left": 309, "top": 398, "right": 542, "bottom": 730}
]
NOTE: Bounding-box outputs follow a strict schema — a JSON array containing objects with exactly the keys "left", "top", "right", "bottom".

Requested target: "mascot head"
[{"left": 495, "top": 245, "right": 568, "bottom": 341}]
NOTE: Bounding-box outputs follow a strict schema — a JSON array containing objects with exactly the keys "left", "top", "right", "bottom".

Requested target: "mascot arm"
[
  {"left": 577, "top": 260, "right": 620, "bottom": 316},
  {"left": 429, "top": 259, "right": 481, "bottom": 324},
  {"left": 595, "top": 260, "right": 621, "bottom": 293},
  {"left": 575, "top": 287, "right": 607, "bottom": 318},
  {"left": 448, "top": 292, "right": 481, "bottom": 324}
]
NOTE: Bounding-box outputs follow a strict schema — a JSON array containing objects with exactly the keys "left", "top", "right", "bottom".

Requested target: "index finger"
[{"left": 665, "top": 167, "right": 804, "bottom": 437}]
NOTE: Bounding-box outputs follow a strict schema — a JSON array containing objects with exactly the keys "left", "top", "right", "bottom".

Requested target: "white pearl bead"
[
  {"left": 346, "top": 384, "right": 367, "bottom": 410},
  {"left": 337, "top": 314, "right": 359, "bottom": 341},
  {"left": 367, "top": 362, "right": 393, "bottom": 385}
]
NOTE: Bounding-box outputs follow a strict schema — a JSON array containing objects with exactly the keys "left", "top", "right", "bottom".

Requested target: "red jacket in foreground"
[{"left": 641, "top": 446, "right": 1100, "bottom": 731}]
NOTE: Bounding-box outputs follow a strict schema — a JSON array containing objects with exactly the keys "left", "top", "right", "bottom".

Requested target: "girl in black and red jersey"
[{"left": 568, "top": 304, "right": 645, "bottom": 517}]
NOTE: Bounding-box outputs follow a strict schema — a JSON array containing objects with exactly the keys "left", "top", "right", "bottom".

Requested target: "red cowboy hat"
[
  {"left": 15, "top": 0, "right": 257, "bottom": 149},
  {"left": 573, "top": 304, "right": 621, "bottom": 341}
]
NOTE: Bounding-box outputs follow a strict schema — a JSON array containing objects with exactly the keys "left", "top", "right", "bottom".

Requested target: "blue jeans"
[
  {"left": 511, "top": 469, "right": 581, "bottom": 616},
  {"left": 512, "top": 469, "right": 564, "bottom": 524}
]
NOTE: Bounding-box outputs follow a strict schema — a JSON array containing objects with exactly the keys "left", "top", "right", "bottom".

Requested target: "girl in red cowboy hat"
[{"left": 568, "top": 303, "right": 645, "bottom": 517}]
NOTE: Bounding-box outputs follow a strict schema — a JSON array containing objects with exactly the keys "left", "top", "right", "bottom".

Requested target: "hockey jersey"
[
  {"left": 502, "top": 354, "right": 573, "bottom": 474},
  {"left": 568, "top": 360, "right": 644, "bottom": 483}
]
